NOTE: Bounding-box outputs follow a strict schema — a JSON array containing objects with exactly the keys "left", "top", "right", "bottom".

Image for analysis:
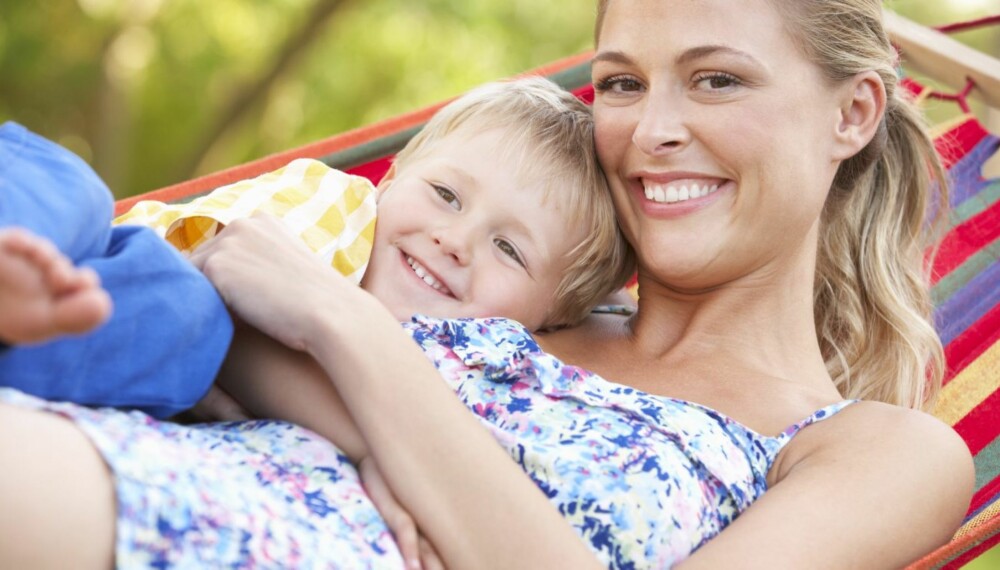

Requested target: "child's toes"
[{"left": 53, "top": 288, "right": 113, "bottom": 335}]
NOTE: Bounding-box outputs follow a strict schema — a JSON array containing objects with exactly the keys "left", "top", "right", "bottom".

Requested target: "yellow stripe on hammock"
[
  {"left": 934, "top": 341, "right": 1000, "bottom": 426},
  {"left": 956, "top": 500, "right": 1000, "bottom": 539}
]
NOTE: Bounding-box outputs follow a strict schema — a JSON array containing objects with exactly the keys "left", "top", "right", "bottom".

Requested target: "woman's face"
[{"left": 592, "top": 0, "right": 845, "bottom": 292}]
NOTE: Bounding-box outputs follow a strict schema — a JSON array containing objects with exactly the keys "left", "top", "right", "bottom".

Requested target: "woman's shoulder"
[{"left": 777, "top": 400, "right": 973, "bottom": 486}]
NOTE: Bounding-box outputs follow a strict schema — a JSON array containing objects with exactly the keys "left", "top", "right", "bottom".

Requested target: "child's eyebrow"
[{"left": 439, "top": 165, "right": 478, "bottom": 188}]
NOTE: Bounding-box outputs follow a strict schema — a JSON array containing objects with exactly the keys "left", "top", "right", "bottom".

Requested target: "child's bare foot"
[{"left": 0, "top": 228, "right": 112, "bottom": 346}]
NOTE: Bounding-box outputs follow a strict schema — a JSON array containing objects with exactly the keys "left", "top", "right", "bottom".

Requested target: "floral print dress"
[{"left": 0, "top": 316, "right": 854, "bottom": 569}]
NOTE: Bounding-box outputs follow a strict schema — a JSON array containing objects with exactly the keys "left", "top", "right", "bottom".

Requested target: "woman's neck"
[{"left": 626, "top": 251, "right": 832, "bottom": 391}]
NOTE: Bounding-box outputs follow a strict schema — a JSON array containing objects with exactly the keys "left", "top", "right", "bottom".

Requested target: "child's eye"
[
  {"left": 494, "top": 238, "right": 525, "bottom": 268},
  {"left": 692, "top": 72, "right": 741, "bottom": 91},
  {"left": 433, "top": 185, "right": 461, "bottom": 209},
  {"left": 593, "top": 74, "right": 645, "bottom": 95}
]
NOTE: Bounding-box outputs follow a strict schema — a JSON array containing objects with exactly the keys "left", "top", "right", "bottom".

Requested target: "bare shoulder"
[
  {"left": 783, "top": 400, "right": 972, "bottom": 475},
  {"left": 827, "top": 401, "right": 968, "bottom": 457},
  {"left": 755, "top": 401, "right": 975, "bottom": 563},
  {"left": 779, "top": 400, "right": 973, "bottom": 534}
]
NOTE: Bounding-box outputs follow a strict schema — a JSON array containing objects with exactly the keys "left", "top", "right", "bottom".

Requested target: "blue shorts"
[{"left": 0, "top": 121, "right": 233, "bottom": 417}]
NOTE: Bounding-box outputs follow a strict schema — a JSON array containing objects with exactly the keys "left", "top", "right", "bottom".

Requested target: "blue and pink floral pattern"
[{"left": 0, "top": 316, "right": 854, "bottom": 569}]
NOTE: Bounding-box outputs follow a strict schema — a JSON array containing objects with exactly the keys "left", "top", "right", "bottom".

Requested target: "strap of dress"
[
  {"left": 777, "top": 400, "right": 859, "bottom": 443},
  {"left": 590, "top": 304, "right": 636, "bottom": 316}
]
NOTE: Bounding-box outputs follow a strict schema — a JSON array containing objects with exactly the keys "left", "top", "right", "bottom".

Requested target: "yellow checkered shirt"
[{"left": 114, "top": 159, "right": 378, "bottom": 284}]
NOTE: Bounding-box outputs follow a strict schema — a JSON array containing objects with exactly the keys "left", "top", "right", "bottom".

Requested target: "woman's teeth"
[
  {"left": 644, "top": 182, "right": 720, "bottom": 204},
  {"left": 406, "top": 256, "right": 451, "bottom": 295}
]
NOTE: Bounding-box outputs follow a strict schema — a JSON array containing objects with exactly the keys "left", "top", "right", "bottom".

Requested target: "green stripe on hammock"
[{"left": 934, "top": 236, "right": 1000, "bottom": 304}]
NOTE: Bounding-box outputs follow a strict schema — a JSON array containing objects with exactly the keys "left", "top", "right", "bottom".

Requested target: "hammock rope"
[{"left": 935, "top": 14, "right": 1000, "bottom": 35}]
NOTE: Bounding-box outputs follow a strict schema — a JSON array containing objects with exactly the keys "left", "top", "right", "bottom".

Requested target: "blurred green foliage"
[{"left": 0, "top": 0, "right": 996, "bottom": 200}]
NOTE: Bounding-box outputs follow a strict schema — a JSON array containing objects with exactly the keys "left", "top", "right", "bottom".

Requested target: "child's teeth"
[{"left": 406, "top": 256, "right": 449, "bottom": 294}]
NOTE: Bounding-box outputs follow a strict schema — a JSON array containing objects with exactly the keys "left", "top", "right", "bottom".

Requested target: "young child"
[{"left": 0, "top": 77, "right": 634, "bottom": 418}]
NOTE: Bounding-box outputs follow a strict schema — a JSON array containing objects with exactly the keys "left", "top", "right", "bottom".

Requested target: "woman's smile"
[{"left": 629, "top": 170, "right": 735, "bottom": 218}]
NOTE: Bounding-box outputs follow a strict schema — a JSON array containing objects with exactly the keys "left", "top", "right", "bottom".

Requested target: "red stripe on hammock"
[
  {"left": 932, "top": 199, "right": 1000, "bottom": 282},
  {"left": 954, "top": 389, "right": 1000, "bottom": 456},
  {"left": 944, "top": 304, "right": 1000, "bottom": 384},
  {"left": 969, "top": 477, "right": 1000, "bottom": 523},
  {"left": 346, "top": 157, "right": 393, "bottom": 185},
  {"left": 934, "top": 118, "right": 990, "bottom": 170}
]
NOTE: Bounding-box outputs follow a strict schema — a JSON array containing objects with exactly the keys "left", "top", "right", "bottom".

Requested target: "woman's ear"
[{"left": 833, "top": 70, "right": 887, "bottom": 161}]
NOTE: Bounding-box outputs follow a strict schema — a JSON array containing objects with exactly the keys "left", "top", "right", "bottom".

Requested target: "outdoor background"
[
  {"left": 0, "top": 0, "right": 996, "bottom": 199},
  {"left": 1, "top": 1, "right": 998, "bottom": 567}
]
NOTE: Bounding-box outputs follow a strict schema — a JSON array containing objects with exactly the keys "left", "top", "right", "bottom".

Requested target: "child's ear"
[
  {"left": 376, "top": 164, "right": 397, "bottom": 197},
  {"left": 832, "top": 70, "right": 886, "bottom": 161}
]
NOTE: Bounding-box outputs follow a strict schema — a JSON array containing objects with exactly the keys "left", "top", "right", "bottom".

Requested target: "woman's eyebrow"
[
  {"left": 592, "top": 50, "right": 634, "bottom": 66},
  {"left": 675, "top": 45, "right": 763, "bottom": 68},
  {"left": 594, "top": 45, "right": 765, "bottom": 69}
]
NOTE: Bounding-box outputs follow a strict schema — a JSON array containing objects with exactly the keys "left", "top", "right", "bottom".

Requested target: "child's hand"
[{"left": 358, "top": 456, "right": 445, "bottom": 570}]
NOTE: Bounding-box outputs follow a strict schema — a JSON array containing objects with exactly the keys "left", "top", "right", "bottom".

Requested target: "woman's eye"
[
  {"left": 693, "top": 72, "right": 741, "bottom": 91},
  {"left": 594, "top": 75, "right": 644, "bottom": 95},
  {"left": 433, "top": 185, "right": 461, "bottom": 209},
  {"left": 494, "top": 238, "right": 525, "bottom": 268}
]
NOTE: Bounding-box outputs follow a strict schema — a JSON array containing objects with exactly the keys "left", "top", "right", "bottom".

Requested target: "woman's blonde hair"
[
  {"left": 595, "top": 0, "right": 949, "bottom": 409},
  {"left": 393, "top": 77, "right": 635, "bottom": 327}
]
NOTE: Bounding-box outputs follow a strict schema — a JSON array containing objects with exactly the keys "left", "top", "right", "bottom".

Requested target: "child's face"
[{"left": 360, "top": 128, "right": 586, "bottom": 331}]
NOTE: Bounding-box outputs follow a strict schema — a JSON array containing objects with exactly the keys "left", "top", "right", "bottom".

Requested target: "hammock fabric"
[{"left": 113, "top": 53, "right": 1000, "bottom": 569}]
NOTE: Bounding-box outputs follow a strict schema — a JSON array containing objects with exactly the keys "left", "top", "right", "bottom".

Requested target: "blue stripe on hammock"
[
  {"left": 935, "top": 257, "right": 1000, "bottom": 344},
  {"left": 949, "top": 133, "right": 999, "bottom": 209}
]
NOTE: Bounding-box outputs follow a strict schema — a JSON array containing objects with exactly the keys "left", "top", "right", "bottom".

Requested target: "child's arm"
[{"left": 216, "top": 319, "right": 369, "bottom": 463}]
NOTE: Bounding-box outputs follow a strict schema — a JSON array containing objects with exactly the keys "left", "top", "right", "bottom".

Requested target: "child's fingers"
[{"left": 358, "top": 458, "right": 423, "bottom": 570}]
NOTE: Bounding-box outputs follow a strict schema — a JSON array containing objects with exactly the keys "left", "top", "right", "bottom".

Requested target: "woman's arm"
[
  {"left": 677, "top": 403, "right": 974, "bottom": 569},
  {"left": 190, "top": 214, "right": 602, "bottom": 569}
]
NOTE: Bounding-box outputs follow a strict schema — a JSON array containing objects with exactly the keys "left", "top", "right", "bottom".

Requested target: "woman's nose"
[{"left": 631, "top": 91, "right": 690, "bottom": 156}]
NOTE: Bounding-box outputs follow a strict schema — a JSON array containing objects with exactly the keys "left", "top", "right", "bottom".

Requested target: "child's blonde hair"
[{"left": 392, "top": 76, "right": 635, "bottom": 327}]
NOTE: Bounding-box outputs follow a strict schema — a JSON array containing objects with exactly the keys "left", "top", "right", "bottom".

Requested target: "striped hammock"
[{"left": 114, "top": 53, "right": 1000, "bottom": 569}]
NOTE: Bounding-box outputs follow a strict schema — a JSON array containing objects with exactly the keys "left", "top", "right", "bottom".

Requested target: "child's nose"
[{"left": 432, "top": 226, "right": 472, "bottom": 265}]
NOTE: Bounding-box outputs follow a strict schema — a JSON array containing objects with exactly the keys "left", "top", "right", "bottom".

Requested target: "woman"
[
  {"left": 186, "top": 0, "right": 976, "bottom": 565},
  {"left": 0, "top": 0, "right": 974, "bottom": 568}
]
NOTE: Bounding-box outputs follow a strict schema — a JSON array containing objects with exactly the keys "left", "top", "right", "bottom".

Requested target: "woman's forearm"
[
  {"left": 301, "top": 294, "right": 602, "bottom": 570},
  {"left": 217, "top": 321, "right": 369, "bottom": 463},
  {"left": 188, "top": 216, "right": 600, "bottom": 568}
]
